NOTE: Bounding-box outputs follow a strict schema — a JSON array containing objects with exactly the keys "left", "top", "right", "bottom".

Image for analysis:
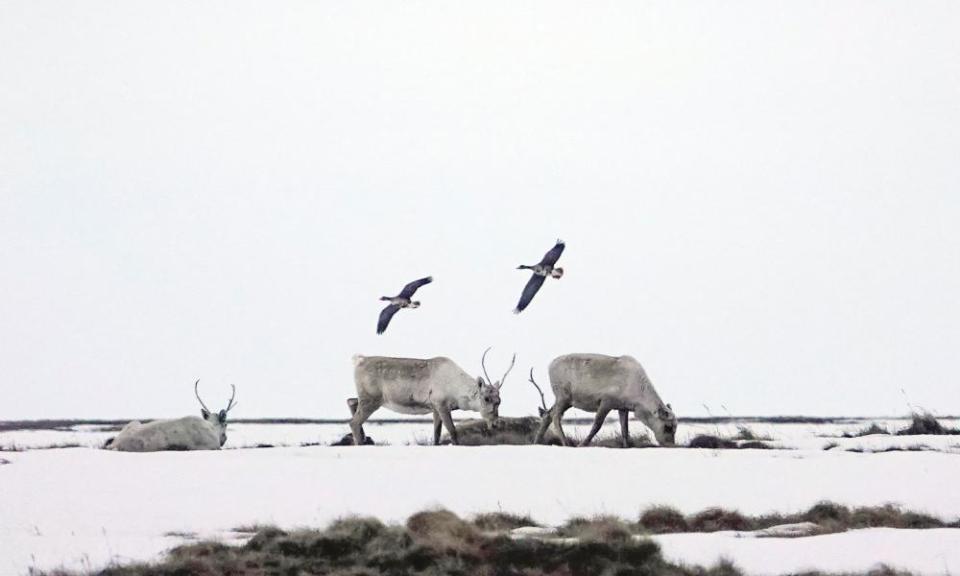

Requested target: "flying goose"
[
  {"left": 377, "top": 276, "right": 433, "bottom": 334},
  {"left": 514, "top": 240, "right": 564, "bottom": 313}
]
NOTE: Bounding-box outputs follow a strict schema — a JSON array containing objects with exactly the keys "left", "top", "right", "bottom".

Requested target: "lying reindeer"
[
  {"left": 106, "top": 381, "right": 237, "bottom": 452},
  {"left": 349, "top": 348, "right": 515, "bottom": 445}
]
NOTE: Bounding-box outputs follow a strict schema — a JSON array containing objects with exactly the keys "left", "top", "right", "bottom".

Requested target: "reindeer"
[
  {"left": 106, "top": 381, "right": 237, "bottom": 452},
  {"left": 533, "top": 354, "right": 677, "bottom": 447},
  {"left": 348, "top": 348, "right": 516, "bottom": 445}
]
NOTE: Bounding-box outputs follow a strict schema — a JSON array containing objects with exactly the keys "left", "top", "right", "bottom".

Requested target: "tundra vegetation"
[
  {"left": 37, "top": 505, "right": 952, "bottom": 576},
  {"left": 897, "top": 412, "right": 960, "bottom": 435}
]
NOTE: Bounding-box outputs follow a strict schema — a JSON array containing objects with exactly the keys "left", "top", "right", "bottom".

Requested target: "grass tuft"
[
  {"left": 689, "top": 508, "right": 753, "bottom": 532},
  {"left": 471, "top": 511, "right": 540, "bottom": 531},
  {"left": 559, "top": 515, "right": 634, "bottom": 542},
  {"left": 898, "top": 413, "right": 960, "bottom": 436},
  {"left": 638, "top": 505, "right": 690, "bottom": 534},
  {"left": 843, "top": 423, "right": 889, "bottom": 437},
  {"left": 406, "top": 508, "right": 484, "bottom": 554}
]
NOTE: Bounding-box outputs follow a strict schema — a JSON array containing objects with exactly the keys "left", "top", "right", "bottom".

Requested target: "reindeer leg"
[
  {"left": 534, "top": 407, "right": 553, "bottom": 444},
  {"left": 552, "top": 399, "right": 573, "bottom": 447},
  {"left": 439, "top": 408, "right": 459, "bottom": 445},
  {"left": 579, "top": 404, "right": 611, "bottom": 447},
  {"left": 619, "top": 409, "right": 630, "bottom": 448},
  {"left": 349, "top": 398, "right": 379, "bottom": 446},
  {"left": 432, "top": 410, "right": 443, "bottom": 446}
]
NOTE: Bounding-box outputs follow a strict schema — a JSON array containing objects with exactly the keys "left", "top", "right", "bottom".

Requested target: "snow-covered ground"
[
  {"left": 2, "top": 421, "right": 960, "bottom": 575},
  {"left": 4, "top": 417, "right": 960, "bottom": 451}
]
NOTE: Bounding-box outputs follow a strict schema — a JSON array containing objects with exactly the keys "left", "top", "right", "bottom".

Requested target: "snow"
[
  {"left": 4, "top": 417, "right": 959, "bottom": 451},
  {"left": 2, "top": 421, "right": 960, "bottom": 575},
  {"left": 654, "top": 529, "right": 960, "bottom": 575},
  {"left": 748, "top": 522, "right": 820, "bottom": 538}
]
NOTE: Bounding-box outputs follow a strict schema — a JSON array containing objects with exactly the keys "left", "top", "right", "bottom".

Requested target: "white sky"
[{"left": 1, "top": 0, "right": 958, "bottom": 419}]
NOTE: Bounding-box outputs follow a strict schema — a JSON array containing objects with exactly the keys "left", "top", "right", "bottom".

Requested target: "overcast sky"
[{"left": 1, "top": 0, "right": 958, "bottom": 420}]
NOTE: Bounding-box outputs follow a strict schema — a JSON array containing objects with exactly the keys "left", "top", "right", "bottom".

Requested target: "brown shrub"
[
  {"left": 405, "top": 508, "right": 483, "bottom": 555},
  {"left": 689, "top": 508, "right": 753, "bottom": 532},
  {"left": 471, "top": 512, "right": 539, "bottom": 531},
  {"left": 560, "top": 515, "right": 634, "bottom": 542},
  {"left": 638, "top": 505, "right": 690, "bottom": 534}
]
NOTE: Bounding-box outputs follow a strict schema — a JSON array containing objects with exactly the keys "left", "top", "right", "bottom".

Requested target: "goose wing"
[
  {"left": 377, "top": 304, "right": 401, "bottom": 334},
  {"left": 514, "top": 274, "right": 546, "bottom": 314},
  {"left": 538, "top": 240, "right": 565, "bottom": 266},
  {"left": 398, "top": 276, "right": 433, "bottom": 299}
]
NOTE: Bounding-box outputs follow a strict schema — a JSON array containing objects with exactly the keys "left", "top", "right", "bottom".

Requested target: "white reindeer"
[
  {"left": 534, "top": 354, "right": 677, "bottom": 447},
  {"left": 349, "top": 348, "right": 516, "bottom": 445},
  {"left": 106, "top": 381, "right": 237, "bottom": 452}
]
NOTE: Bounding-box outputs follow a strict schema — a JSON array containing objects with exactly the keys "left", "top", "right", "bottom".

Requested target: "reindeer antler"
[
  {"left": 194, "top": 379, "right": 211, "bottom": 412},
  {"left": 498, "top": 353, "right": 517, "bottom": 389},
  {"left": 225, "top": 384, "right": 237, "bottom": 412},
  {"left": 528, "top": 368, "right": 547, "bottom": 412},
  {"left": 481, "top": 347, "right": 494, "bottom": 386}
]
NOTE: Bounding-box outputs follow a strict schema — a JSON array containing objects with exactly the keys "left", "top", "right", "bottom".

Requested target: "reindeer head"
[
  {"left": 648, "top": 403, "right": 677, "bottom": 446},
  {"left": 195, "top": 380, "right": 237, "bottom": 447},
  {"left": 477, "top": 347, "right": 517, "bottom": 427}
]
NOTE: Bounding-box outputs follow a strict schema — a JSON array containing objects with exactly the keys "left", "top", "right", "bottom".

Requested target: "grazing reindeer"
[
  {"left": 534, "top": 354, "right": 677, "bottom": 447},
  {"left": 106, "top": 381, "right": 237, "bottom": 452},
  {"left": 349, "top": 348, "right": 516, "bottom": 445}
]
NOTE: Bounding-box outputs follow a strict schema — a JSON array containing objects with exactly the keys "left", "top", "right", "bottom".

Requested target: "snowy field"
[
  {"left": 2, "top": 419, "right": 960, "bottom": 575},
  {"left": 4, "top": 417, "right": 960, "bottom": 452}
]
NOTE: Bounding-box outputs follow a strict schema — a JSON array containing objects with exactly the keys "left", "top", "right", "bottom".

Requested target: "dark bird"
[
  {"left": 377, "top": 276, "right": 433, "bottom": 334},
  {"left": 514, "top": 240, "right": 565, "bottom": 313}
]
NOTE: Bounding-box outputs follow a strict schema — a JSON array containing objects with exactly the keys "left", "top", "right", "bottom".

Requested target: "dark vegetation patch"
[
  {"left": 897, "top": 413, "right": 960, "bottom": 436},
  {"left": 638, "top": 506, "right": 690, "bottom": 534},
  {"left": 432, "top": 417, "right": 561, "bottom": 446},
  {"left": 329, "top": 433, "right": 376, "bottom": 446},
  {"left": 471, "top": 511, "right": 541, "bottom": 531},
  {"left": 558, "top": 515, "right": 635, "bottom": 541},
  {"left": 847, "top": 445, "right": 931, "bottom": 454},
  {"left": 61, "top": 511, "right": 698, "bottom": 576},
  {"left": 591, "top": 431, "right": 656, "bottom": 448},
  {"left": 0, "top": 442, "right": 82, "bottom": 451},
  {"left": 40, "top": 508, "right": 948, "bottom": 576},
  {"left": 635, "top": 502, "right": 957, "bottom": 535},
  {"left": 688, "top": 508, "right": 753, "bottom": 532},
  {"left": 687, "top": 435, "right": 772, "bottom": 450},
  {"left": 422, "top": 418, "right": 654, "bottom": 448},
  {"left": 0, "top": 457, "right": 10, "bottom": 465},
  {"left": 842, "top": 423, "right": 889, "bottom": 438}
]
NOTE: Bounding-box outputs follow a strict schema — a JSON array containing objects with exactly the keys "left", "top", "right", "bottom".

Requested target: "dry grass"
[
  {"left": 687, "top": 434, "right": 772, "bottom": 450},
  {"left": 635, "top": 502, "right": 955, "bottom": 535},
  {"left": 688, "top": 508, "right": 753, "bottom": 532},
  {"left": 0, "top": 443, "right": 83, "bottom": 452},
  {"left": 591, "top": 430, "right": 656, "bottom": 448},
  {"left": 471, "top": 511, "right": 540, "bottom": 531},
  {"left": 68, "top": 510, "right": 674, "bottom": 576},
  {"left": 638, "top": 506, "right": 690, "bottom": 534},
  {"left": 897, "top": 413, "right": 960, "bottom": 436},
  {"left": 558, "top": 515, "right": 635, "bottom": 542},
  {"left": 35, "top": 504, "right": 957, "bottom": 576},
  {"left": 842, "top": 423, "right": 889, "bottom": 437}
]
